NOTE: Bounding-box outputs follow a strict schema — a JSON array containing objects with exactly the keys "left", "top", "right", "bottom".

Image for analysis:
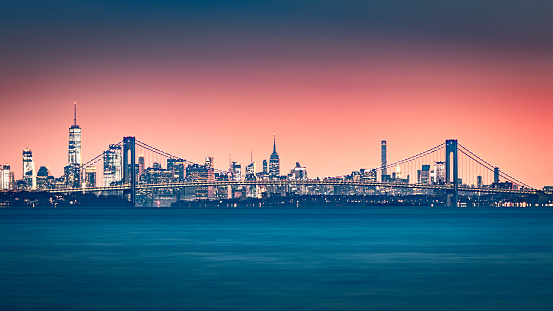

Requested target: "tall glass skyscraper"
[
  {"left": 68, "top": 102, "right": 82, "bottom": 166},
  {"left": 103, "top": 144, "right": 122, "bottom": 187},
  {"left": 22, "top": 148, "right": 35, "bottom": 189},
  {"left": 381, "top": 140, "right": 387, "bottom": 181}
]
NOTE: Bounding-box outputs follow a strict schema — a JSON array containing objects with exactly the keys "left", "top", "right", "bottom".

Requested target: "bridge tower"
[
  {"left": 123, "top": 136, "right": 136, "bottom": 206},
  {"left": 445, "top": 139, "right": 458, "bottom": 207}
]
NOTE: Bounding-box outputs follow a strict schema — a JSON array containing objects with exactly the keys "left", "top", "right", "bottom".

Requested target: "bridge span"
[{"left": 44, "top": 180, "right": 539, "bottom": 196}]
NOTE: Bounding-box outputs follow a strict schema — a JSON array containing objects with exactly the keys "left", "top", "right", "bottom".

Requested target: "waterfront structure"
[
  {"left": 103, "top": 144, "right": 122, "bottom": 187},
  {"left": 22, "top": 148, "right": 35, "bottom": 189},
  {"left": 269, "top": 134, "right": 280, "bottom": 178},
  {"left": 10, "top": 131, "right": 538, "bottom": 208},
  {"left": 0, "top": 164, "right": 10, "bottom": 190}
]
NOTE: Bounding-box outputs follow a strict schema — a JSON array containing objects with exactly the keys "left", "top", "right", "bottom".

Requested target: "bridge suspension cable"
[
  {"left": 379, "top": 142, "right": 445, "bottom": 172},
  {"left": 80, "top": 140, "right": 123, "bottom": 169},
  {"left": 136, "top": 140, "right": 229, "bottom": 174},
  {"left": 458, "top": 144, "right": 532, "bottom": 189}
]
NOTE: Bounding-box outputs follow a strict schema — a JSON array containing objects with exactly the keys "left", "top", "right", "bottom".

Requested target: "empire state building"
[{"left": 269, "top": 134, "right": 280, "bottom": 178}]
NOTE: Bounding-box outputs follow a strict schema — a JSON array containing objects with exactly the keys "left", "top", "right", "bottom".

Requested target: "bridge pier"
[
  {"left": 445, "top": 139, "right": 458, "bottom": 207},
  {"left": 123, "top": 136, "right": 136, "bottom": 206}
]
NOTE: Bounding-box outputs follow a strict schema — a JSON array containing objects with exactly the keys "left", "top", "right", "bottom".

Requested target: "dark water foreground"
[{"left": 1, "top": 207, "right": 553, "bottom": 310}]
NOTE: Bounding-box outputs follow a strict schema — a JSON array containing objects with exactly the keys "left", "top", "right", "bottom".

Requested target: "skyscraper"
[
  {"left": 0, "top": 164, "right": 10, "bottom": 190},
  {"left": 85, "top": 166, "right": 97, "bottom": 188},
  {"left": 103, "top": 144, "right": 122, "bottom": 187},
  {"left": 381, "top": 140, "right": 387, "bottom": 180},
  {"left": 231, "top": 162, "right": 242, "bottom": 181},
  {"left": 65, "top": 102, "right": 82, "bottom": 188},
  {"left": 68, "top": 102, "right": 82, "bottom": 165},
  {"left": 245, "top": 162, "right": 256, "bottom": 181},
  {"left": 205, "top": 156, "right": 214, "bottom": 169},
  {"left": 138, "top": 154, "right": 145, "bottom": 177},
  {"left": 269, "top": 134, "right": 280, "bottom": 178},
  {"left": 22, "top": 148, "right": 35, "bottom": 189},
  {"left": 434, "top": 161, "right": 446, "bottom": 184}
]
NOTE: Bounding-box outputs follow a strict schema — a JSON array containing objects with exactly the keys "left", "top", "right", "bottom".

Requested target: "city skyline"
[{"left": 1, "top": 1, "right": 552, "bottom": 188}]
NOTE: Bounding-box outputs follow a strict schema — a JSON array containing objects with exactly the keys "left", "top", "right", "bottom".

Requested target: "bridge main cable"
[
  {"left": 458, "top": 144, "right": 533, "bottom": 189},
  {"left": 135, "top": 140, "right": 229, "bottom": 174},
  {"left": 381, "top": 142, "right": 445, "bottom": 171},
  {"left": 80, "top": 140, "right": 123, "bottom": 169}
]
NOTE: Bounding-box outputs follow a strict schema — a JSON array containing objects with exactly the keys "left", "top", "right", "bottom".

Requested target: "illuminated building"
[
  {"left": 245, "top": 162, "right": 256, "bottom": 180},
  {"left": 167, "top": 158, "right": 185, "bottom": 182},
  {"left": 420, "top": 165, "right": 430, "bottom": 184},
  {"left": 434, "top": 161, "right": 446, "bottom": 184},
  {"left": 395, "top": 164, "right": 401, "bottom": 180},
  {"left": 289, "top": 162, "right": 307, "bottom": 180},
  {"left": 22, "top": 148, "right": 35, "bottom": 189},
  {"left": 66, "top": 103, "right": 82, "bottom": 188},
  {"left": 263, "top": 159, "right": 268, "bottom": 174},
  {"left": 205, "top": 156, "right": 214, "bottom": 169},
  {"left": 36, "top": 166, "right": 50, "bottom": 189},
  {"left": 186, "top": 164, "right": 214, "bottom": 200},
  {"left": 68, "top": 102, "right": 82, "bottom": 165},
  {"left": 103, "top": 144, "right": 122, "bottom": 186},
  {"left": 231, "top": 162, "right": 242, "bottom": 181},
  {"left": 269, "top": 134, "right": 280, "bottom": 178},
  {"left": 0, "top": 164, "right": 10, "bottom": 190},
  {"left": 138, "top": 154, "right": 145, "bottom": 176},
  {"left": 85, "top": 166, "right": 97, "bottom": 187}
]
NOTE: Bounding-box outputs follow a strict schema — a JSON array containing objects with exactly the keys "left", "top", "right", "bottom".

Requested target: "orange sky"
[
  {"left": 2, "top": 39, "right": 552, "bottom": 188},
  {"left": 1, "top": 1, "right": 552, "bottom": 188}
]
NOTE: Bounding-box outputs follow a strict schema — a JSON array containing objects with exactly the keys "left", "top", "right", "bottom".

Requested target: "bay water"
[{"left": 1, "top": 207, "right": 553, "bottom": 310}]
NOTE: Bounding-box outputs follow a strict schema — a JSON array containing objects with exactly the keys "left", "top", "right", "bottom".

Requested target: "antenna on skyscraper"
[{"left": 73, "top": 101, "right": 77, "bottom": 126}]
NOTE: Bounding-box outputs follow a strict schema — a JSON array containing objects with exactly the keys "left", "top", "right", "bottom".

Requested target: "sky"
[{"left": 1, "top": 0, "right": 552, "bottom": 188}]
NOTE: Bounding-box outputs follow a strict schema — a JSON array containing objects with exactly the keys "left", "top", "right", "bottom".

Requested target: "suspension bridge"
[{"left": 40, "top": 137, "right": 542, "bottom": 207}]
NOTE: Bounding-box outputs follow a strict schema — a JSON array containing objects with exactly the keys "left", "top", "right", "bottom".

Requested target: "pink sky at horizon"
[{"left": 1, "top": 38, "right": 552, "bottom": 188}]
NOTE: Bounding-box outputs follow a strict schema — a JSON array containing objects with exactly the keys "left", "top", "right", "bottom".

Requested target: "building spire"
[
  {"left": 73, "top": 102, "right": 77, "bottom": 126},
  {"left": 273, "top": 133, "right": 277, "bottom": 154}
]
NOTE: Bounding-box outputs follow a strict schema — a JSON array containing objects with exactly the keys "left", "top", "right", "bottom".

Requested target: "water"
[{"left": 1, "top": 207, "right": 553, "bottom": 310}]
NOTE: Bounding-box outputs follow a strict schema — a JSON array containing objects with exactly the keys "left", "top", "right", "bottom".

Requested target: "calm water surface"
[{"left": 1, "top": 207, "right": 553, "bottom": 310}]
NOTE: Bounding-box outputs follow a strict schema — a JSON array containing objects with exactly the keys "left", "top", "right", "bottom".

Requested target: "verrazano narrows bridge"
[{"left": 46, "top": 137, "right": 537, "bottom": 207}]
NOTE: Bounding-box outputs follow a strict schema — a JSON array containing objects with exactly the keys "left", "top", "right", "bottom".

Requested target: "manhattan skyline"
[{"left": 1, "top": 1, "right": 552, "bottom": 188}]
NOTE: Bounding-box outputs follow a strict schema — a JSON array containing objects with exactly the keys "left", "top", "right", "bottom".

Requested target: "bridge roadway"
[{"left": 44, "top": 180, "right": 538, "bottom": 196}]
